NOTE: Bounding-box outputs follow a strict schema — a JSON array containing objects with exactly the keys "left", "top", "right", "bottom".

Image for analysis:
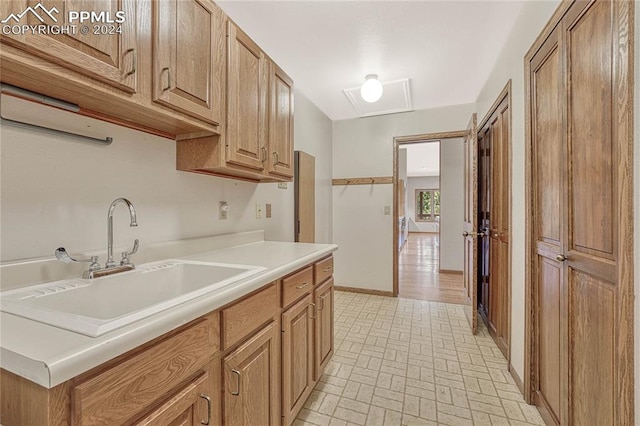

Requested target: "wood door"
[
  {"left": 268, "top": 61, "right": 294, "bottom": 178},
  {"left": 462, "top": 113, "right": 478, "bottom": 334},
  {"left": 281, "top": 294, "right": 314, "bottom": 426},
  {"left": 527, "top": 1, "right": 634, "bottom": 424},
  {"left": 478, "top": 127, "right": 491, "bottom": 321},
  {"left": 226, "top": 22, "right": 268, "bottom": 171},
  {"left": 134, "top": 371, "right": 211, "bottom": 426},
  {"left": 295, "top": 151, "right": 315, "bottom": 243},
  {"left": 314, "top": 278, "right": 334, "bottom": 380},
  {"left": 1, "top": 0, "right": 137, "bottom": 92},
  {"left": 153, "top": 0, "right": 223, "bottom": 124},
  {"left": 486, "top": 94, "right": 510, "bottom": 359},
  {"left": 223, "top": 321, "right": 278, "bottom": 426}
]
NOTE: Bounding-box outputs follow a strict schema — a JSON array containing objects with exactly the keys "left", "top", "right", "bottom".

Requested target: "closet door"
[
  {"left": 530, "top": 26, "right": 565, "bottom": 426},
  {"left": 563, "top": 2, "right": 631, "bottom": 424},
  {"left": 528, "top": 1, "right": 633, "bottom": 424}
]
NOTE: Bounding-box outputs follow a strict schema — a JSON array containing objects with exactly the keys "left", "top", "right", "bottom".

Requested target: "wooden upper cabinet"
[
  {"left": 1, "top": 0, "right": 137, "bottom": 93},
  {"left": 226, "top": 21, "right": 269, "bottom": 171},
  {"left": 267, "top": 61, "right": 294, "bottom": 178},
  {"left": 152, "top": 0, "right": 224, "bottom": 125}
]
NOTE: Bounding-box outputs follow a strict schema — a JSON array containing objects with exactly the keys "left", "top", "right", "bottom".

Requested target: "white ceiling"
[
  {"left": 217, "top": 1, "right": 526, "bottom": 121},
  {"left": 402, "top": 142, "right": 440, "bottom": 177}
]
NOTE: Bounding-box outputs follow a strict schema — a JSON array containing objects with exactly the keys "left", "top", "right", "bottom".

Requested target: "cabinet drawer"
[
  {"left": 314, "top": 256, "right": 334, "bottom": 285},
  {"left": 282, "top": 266, "right": 313, "bottom": 308},
  {"left": 222, "top": 283, "right": 277, "bottom": 350},
  {"left": 73, "top": 317, "right": 216, "bottom": 425}
]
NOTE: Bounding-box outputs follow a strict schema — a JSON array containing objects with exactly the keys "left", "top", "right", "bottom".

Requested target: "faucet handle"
[{"left": 121, "top": 239, "right": 139, "bottom": 266}]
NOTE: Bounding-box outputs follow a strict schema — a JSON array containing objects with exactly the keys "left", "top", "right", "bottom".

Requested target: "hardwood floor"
[{"left": 398, "top": 233, "right": 468, "bottom": 304}]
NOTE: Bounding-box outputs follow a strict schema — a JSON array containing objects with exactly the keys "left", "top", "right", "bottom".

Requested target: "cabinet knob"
[{"left": 555, "top": 254, "right": 567, "bottom": 262}]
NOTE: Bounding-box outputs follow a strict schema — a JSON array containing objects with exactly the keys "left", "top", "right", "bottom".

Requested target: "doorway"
[{"left": 392, "top": 131, "right": 468, "bottom": 303}]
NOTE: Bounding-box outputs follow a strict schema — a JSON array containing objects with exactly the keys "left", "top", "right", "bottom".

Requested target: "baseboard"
[
  {"left": 439, "top": 269, "right": 463, "bottom": 275},
  {"left": 334, "top": 286, "right": 394, "bottom": 297},
  {"left": 508, "top": 363, "right": 525, "bottom": 395}
]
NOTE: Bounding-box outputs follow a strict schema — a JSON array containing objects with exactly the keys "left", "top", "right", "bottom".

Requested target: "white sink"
[{"left": 0, "top": 260, "right": 266, "bottom": 337}]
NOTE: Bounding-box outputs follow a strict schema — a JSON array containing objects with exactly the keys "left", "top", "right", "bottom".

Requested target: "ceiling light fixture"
[{"left": 360, "top": 74, "right": 383, "bottom": 103}]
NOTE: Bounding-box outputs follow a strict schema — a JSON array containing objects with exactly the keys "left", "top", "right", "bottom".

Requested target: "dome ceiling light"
[{"left": 360, "top": 74, "right": 383, "bottom": 103}]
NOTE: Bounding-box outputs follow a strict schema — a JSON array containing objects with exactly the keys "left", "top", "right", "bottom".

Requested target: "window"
[{"left": 416, "top": 189, "right": 440, "bottom": 222}]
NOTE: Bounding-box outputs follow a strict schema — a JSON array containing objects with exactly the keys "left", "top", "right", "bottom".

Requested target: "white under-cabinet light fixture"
[{"left": 360, "top": 74, "right": 383, "bottom": 103}]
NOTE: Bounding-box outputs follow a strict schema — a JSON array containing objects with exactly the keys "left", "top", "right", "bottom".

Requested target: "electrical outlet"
[
  {"left": 266, "top": 203, "right": 272, "bottom": 218},
  {"left": 278, "top": 182, "right": 287, "bottom": 189},
  {"left": 384, "top": 205, "right": 391, "bottom": 215},
  {"left": 219, "top": 201, "right": 229, "bottom": 220},
  {"left": 255, "top": 203, "right": 263, "bottom": 219}
]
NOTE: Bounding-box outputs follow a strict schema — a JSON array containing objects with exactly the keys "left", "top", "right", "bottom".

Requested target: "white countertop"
[{"left": 0, "top": 240, "right": 337, "bottom": 388}]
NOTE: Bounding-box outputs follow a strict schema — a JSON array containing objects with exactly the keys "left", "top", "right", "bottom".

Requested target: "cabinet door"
[
  {"left": 153, "top": 0, "right": 223, "bottom": 124},
  {"left": 267, "top": 61, "right": 294, "bottom": 178},
  {"left": 223, "top": 321, "right": 278, "bottom": 426},
  {"left": 314, "top": 278, "right": 334, "bottom": 380},
  {"left": 282, "top": 294, "right": 314, "bottom": 426},
  {"left": 1, "top": 0, "right": 137, "bottom": 92},
  {"left": 226, "top": 22, "right": 268, "bottom": 171},
  {"left": 134, "top": 371, "right": 212, "bottom": 426}
]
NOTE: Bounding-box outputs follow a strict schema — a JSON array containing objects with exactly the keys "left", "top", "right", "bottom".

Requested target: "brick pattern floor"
[{"left": 295, "top": 291, "right": 545, "bottom": 426}]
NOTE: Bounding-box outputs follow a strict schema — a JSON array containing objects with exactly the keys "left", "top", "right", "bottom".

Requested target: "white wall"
[
  {"left": 406, "top": 176, "right": 439, "bottom": 233},
  {"left": 439, "top": 138, "right": 464, "bottom": 272},
  {"left": 473, "top": 0, "right": 561, "bottom": 382},
  {"left": 294, "top": 90, "right": 334, "bottom": 244},
  {"left": 332, "top": 103, "right": 475, "bottom": 291},
  {"left": 0, "top": 89, "right": 332, "bottom": 262}
]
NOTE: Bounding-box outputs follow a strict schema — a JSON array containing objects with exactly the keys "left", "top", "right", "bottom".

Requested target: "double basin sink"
[{"left": 1, "top": 260, "right": 266, "bottom": 337}]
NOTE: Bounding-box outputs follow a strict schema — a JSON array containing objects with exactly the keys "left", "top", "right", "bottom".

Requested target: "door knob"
[
  {"left": 555, "top": 254, "right": 567, "bottom": 262},
  {"left": 477, "top": 231, "right": 487, "bottom": 238},
  {"left": 462, "top": 231, "right": 469, "bottom": 237}
]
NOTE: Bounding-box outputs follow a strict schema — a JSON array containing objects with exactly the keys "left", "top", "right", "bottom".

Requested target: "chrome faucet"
[
  {"left": 55, "top": 198, "right": 140, "bottom": 279},
  {"left": 106, "top": 198, "right": 138, "bottom": 268}
]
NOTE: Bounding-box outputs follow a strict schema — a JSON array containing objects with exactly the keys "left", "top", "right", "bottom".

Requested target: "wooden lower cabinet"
[
  {"left": 314, "top": 278, "right": 334, "bottom": 380},
  {"left": 222, "top": 321, "right": 279, "bottom": 426},
  {"left": 281, "top": 294, "right": 315, "bottom": 425},
  {"left": 134, "top": 370, "right": 212, "bottom": 426}
]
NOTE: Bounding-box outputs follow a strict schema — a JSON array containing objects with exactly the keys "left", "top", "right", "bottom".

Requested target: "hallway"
[
  {"left": 295, "top": 291, "right": 544, "bottom": 425},
  {"left": 399, "top": 233, "right": 467, "bottom": 304}
]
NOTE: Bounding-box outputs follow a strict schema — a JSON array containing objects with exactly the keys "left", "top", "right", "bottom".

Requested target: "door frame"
[
  {"left": 392, "top": 130, "right": 468, "bottom": 297},
  {"left": 523, "top": 0, "right": 635, "bottom": 416}
]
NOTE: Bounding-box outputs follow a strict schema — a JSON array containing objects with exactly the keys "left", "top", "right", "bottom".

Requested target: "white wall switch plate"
[
  {"left": 278, "top": 182, "right": 287, "bottom": 189},
  {"left": 256, "top": 203, "right": 263, "bottom": 219},
  {"left": 384, "top": 205, "right": 391, "bottom": 215},
  {"left": 266, "top": 203, "right": 272, "bottom": 218}
]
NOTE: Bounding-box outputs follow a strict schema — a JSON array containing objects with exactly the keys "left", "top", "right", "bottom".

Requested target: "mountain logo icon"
[{"left": 1, "top": 3, "right": 59, "bottom": 24}]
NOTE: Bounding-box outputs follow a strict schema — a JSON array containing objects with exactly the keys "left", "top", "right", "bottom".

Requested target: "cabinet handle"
[
  {"left": 308, "top": 303, "right": 317, "bottom": 319},
  {"left": 322, "top": 267, "right": 332, "bottom": 272},
  {"left": 296, "top": 282, "right": 309, "bottom": 290},
  {"left": 231, "top": 369, "right": 241, "bottom": 396},
  {"left": 162, "top": 67, "right": 171, "bottom": 91},
  {"left": 124, "top": 48, "right": 136, "bottom": 76},
  {"left": 272, "top": 151, "right": 279, "bottom": 164},
  {"left": 319, "top": 294, "right": 327, "bottom": 311},
  {"left": 261, "top": 147, "right": 267, "bottom": 162},
  {"left": 200, "top": 394, "right": 212, "bottom": 425}
]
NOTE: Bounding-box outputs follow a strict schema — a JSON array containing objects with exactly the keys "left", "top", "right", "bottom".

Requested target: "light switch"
[
  {"left": 219, "top": 201, "right": 229, "bottom": 220},
  {"left": 384, "top": 205, "right": 391, "bottom": 215},
  {"left": 266, "top": 204, "right": 272, "bottom": 218}
]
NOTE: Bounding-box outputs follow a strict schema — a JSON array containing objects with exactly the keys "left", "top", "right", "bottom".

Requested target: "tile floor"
[{"left": 295, "top": 291, "right": 544, "bottom": 426}]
